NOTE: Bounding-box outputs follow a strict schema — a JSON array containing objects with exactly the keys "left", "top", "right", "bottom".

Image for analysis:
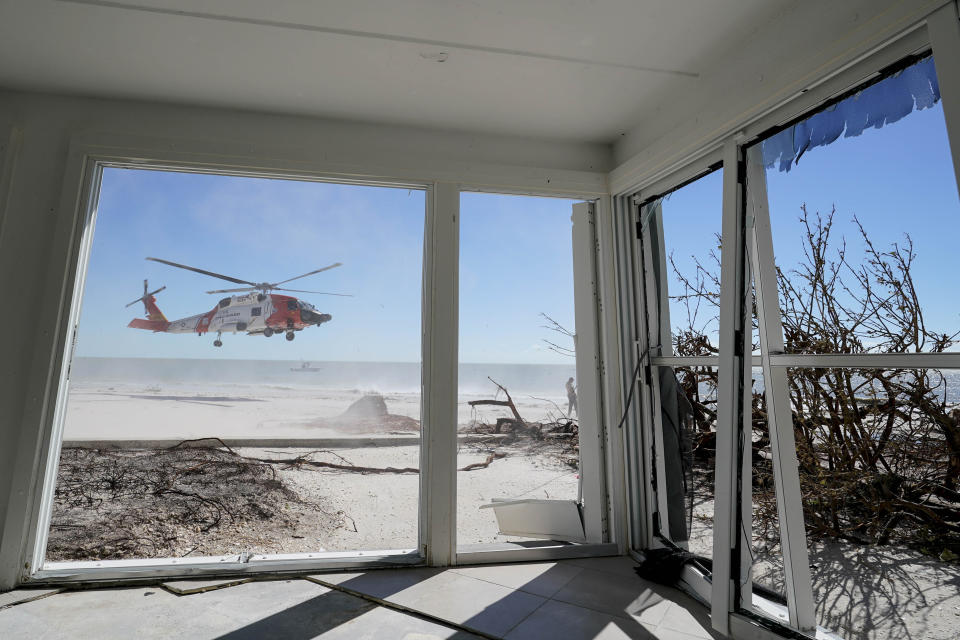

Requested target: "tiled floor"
[{"left": 0, "top": 556, "right": 722, "bottom": 639}]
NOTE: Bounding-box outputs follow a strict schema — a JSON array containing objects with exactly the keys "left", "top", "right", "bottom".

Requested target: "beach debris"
[
  {"left": 341, "top": 393, "right": 388, "bottom": 420},
  {"left": 48, "top": 440, "right": 345, "bottom": 561},
  {"left": 468, "top": 377, "right": 542, "bottom": 438},
  {"left": 330, "top": 392, "right": 419, "bottom": 432},
  {"left": 48, "top": 433, "right": 510, "bottom": 560},
  {"left": 465, "top": 378, "right": 580, "bottom": 470}
]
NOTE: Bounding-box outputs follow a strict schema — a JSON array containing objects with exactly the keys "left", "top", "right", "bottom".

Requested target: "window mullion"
[
  {"left": 710, "top": 139, "right": 746, "bottom": 636},
  {"left": 420, "top": 182, "right": 459, "bottom": 566},
  {"left": 638, "top": 213, "right": 673, "bottom": 542},
  {"left": 747, "top": 151, "right": 816, "bottom": 632}
]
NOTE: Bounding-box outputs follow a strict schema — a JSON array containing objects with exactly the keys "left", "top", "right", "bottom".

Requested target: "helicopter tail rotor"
[
  {"left": 125, "top": 279, "right": 168, "bottom": 323},
  {"left": 126, "top": 279, "right": 167, "bottom": 308}
]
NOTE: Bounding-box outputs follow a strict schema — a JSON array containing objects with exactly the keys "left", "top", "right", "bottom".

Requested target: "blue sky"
[
  {"left": 76, "top": 171, "right": 578, "bottom": 363},
  {"left": 660, "top": 99, "right": 960, "bottom": 348},
  {"left": 77, "top": 172, "right": 426, "bottom": 362},
  {"left": 459, "top": 192, "right": 577, "bottom": 364}
]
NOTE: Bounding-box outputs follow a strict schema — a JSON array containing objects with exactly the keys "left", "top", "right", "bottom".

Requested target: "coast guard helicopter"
[{"left": 126, "top": 257, "right": 347, "bottom": 347}]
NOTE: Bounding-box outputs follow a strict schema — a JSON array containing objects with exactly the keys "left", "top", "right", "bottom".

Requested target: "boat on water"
[{"left": 291, "top": 361, "right": 322, "bottom": 372}]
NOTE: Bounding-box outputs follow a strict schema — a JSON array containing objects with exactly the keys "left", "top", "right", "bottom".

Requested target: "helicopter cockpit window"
[{"left": 45, "top": 167, "right": 426, "bottom": 568}]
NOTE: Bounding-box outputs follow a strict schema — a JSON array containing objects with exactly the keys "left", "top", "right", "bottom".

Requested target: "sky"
[
  {"left": 659, "top": 93, "right": 960, "bottom": 351},
  {"left": 75, "top": 170, "right": 578, "bottom": 364}
]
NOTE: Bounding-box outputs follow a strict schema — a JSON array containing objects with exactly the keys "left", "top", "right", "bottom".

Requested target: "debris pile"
[{"left": 48, "top": 439, "right": 345, "bottom": 561}]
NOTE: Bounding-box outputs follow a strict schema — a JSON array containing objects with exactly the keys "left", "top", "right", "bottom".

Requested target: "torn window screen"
[{"left": 762, "top": 56, "right": 940, "bottom": 172}]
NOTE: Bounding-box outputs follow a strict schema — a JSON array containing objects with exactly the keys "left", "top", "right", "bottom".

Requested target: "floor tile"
[
  {"left": 0, "top": 588, "right": 60, "bottom": 609},
  {"left": 386, "top": 570, "right": 547, "bottom": 637},
  {"left": 202, "top": 583, "right": 377, "bottom": 639},
  {"left": 450, "top": 561, "right": 582, "bottom": 598},
  {"left": 315, "top": 604, "right": 486, "bottom": 639},
  {"left": 505, "top": 599, "right": 654, "bottom": 640},
  {"left": 551, "top": 567, "right": 667, "bottom": 621},
  {"left": 562, "top": 556, "right": 641, "bottom": 577},
  {"left": 0, "top": 586, "right": 235, "bottom": 639},
  {"left": 641, "top": 627, "right": 716, "bottom": 640},
  {"left": 653, "top": 601, "right": 715, "bottom": 639},
  {"left": 307, "top": 567, "right": 442, "bottom": 600}
]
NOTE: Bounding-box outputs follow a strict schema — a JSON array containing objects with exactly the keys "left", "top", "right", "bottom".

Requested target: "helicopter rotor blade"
[
  {"left": 146, "top": 257, "right": 257, "bottom": 287},
  {"left": 274, "top": 287, "right": 353, "bottom": 297},
  {"left": 205, "top": 287, "right": 258, "bottom": 294},
  {"left": 271, "top": 263, "right": 343, "bottom": 287}
]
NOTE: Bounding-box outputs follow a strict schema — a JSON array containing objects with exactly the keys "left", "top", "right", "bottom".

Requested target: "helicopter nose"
[{"left": 300, "top": 309, "right": 332, "bottom": 325}]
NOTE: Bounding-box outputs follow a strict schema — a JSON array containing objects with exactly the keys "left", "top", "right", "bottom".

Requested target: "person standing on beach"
[{"left": 566, "top": 377, "right": 578, "bottom": 416}]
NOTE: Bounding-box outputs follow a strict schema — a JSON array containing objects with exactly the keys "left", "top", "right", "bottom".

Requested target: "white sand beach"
[{"left": 54, "top": 379, "right": 580, "bottom": 554}]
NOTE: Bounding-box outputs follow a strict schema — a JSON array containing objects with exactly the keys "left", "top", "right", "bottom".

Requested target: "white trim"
[
  {"left": 572, "top": 201, "right": 607, "bottom": 544},
  {"left": 594, "top": 195, "right": 630, "bottom": 554},
  {"left": 923, "top": 1, "right": 960, "bottom": 200},
  {"left": 637, "top": 217, "right": 673, "bottom": 542},
  {"left": 747, "top": 153, "right": 816, "bottom": 632},
  {"left": 768, "top": 352, "right": 960, "bottom": 369},
  {"left": 710, "top": 138, "right": 744, "bottom": 636},
  {"left": 29, "top": 160, "right": 104, "bottom": 576},
  {"left": 29, "top": 549, "right": 424, "bottom": 585},
  {"left": 0, "top": 145, "right": 96, "bottom": 589},
  {"left": 72, "top": 130, "right": 608, "bottom": 198},
  {"left": 421, "top": 182, "right": 460, "bottom": 566},
  {"left": 632, "top": 147, "right": 724, "bottom": 207},
  {"left": 612, "top": 195, "right": 651, "bottom": 552}
]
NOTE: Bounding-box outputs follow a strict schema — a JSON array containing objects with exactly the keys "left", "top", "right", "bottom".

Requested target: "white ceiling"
[{"left": 0, "top": 0, "right": 796, "bottom": 144}]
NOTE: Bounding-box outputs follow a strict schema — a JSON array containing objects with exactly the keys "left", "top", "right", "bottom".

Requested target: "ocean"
[{"left": 70, "top": 357, "right": 579, "bottom": 397}]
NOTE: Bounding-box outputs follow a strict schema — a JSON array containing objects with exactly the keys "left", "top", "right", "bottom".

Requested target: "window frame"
[
  {"left": 24, "top": 155, "right": 433, "bottom": 583},
  {"left": 8, "top": 140, "right": 618, "bottom": 586},
  {"left": 451, "top": 192, "right": 617, "bottom": 565},
  {"left": 613, "top": 6, "right": 960, "bottom": 638}
]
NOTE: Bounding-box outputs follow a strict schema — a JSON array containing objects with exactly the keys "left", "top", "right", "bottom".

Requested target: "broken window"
[
  {"left": 741, "top": 53, "right": 960, "bottom": 635},
  {"left": 636, "top": 170, "right": 722, "bottom": 563}
]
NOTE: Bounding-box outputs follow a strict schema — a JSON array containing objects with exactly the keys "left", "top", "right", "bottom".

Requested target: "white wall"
[{"left": 0, "top": 90, "right": 610, "bottom": 588}]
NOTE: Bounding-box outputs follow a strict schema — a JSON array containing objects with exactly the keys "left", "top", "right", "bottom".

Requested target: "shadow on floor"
[{"left": 810, "top": 544, "right": 960, "bottom": 640}]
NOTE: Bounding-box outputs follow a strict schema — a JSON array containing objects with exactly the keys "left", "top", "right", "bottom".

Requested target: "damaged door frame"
[{"left": 452, "top": 193, "right": 621, "bottom": 565}]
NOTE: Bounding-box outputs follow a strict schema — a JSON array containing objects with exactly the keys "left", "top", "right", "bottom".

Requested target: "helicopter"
[{"left": 126, "top": 257, "right": 348, "bottom": 347}]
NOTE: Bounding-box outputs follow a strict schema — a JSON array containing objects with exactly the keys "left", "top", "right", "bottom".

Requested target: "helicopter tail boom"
[
  {"left": 128, "top": 316, "right": 170, "bottom": 332},
  {"left": 127, "top": 279, "right": 170, "bottom": 332}
]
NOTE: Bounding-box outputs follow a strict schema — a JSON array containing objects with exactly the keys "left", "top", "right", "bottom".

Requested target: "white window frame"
[
  {"left": 614, "top": 5, "right": 960, "bottom": 638},
  {"left": 3, "top": 132, "right": 620, "bottom": 586},
  {"left": 453, "top": 194, "right": 619, "bottom": 565}
]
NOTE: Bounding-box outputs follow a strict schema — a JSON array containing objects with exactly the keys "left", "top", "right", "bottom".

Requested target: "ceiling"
[{"left": 0, "top": 0, "right": 798, "bottom": 144}]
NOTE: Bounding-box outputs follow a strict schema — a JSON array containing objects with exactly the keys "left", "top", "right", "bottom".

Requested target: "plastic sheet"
[{"left": 762, "top": 57, "right": 940, "bottom": 172}]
